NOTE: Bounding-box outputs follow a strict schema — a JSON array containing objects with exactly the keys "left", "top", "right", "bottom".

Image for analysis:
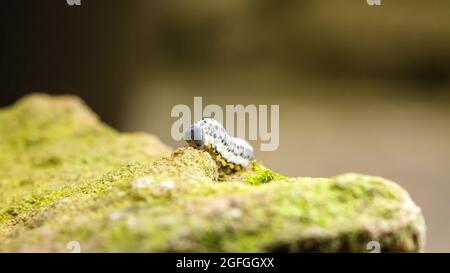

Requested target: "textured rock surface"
[{"left": 0, "top": 94, "right": 425, "bottom": 252}]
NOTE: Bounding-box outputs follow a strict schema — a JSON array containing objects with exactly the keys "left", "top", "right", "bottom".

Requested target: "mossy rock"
[{"left": 0, "top": 94, "right": 425, "bottom": 252}]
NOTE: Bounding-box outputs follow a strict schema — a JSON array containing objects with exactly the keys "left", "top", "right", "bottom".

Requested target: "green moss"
[
  {"left": 245, "top": 162, "right": 286, "bottom": 185},
  {"left": 0, "top": 94, "right": 426, "bottom": 252}
]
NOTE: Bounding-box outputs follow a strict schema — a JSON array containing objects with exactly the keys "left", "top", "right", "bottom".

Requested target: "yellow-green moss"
[
  {"left": 0, "top": 94, "right": 425, "bottom": 252},
  {"left": 245, "top": 163, "right": 286, "bottom": 185}
]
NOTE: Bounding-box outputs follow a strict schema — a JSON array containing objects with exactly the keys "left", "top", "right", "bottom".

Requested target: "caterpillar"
[{"left": 183, "top": 118, "right": 254, "bottom": 173}]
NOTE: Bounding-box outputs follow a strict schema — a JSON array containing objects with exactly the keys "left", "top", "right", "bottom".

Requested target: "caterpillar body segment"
[{"left": 183, "top": 118, "right": 254, "bottom": 174}]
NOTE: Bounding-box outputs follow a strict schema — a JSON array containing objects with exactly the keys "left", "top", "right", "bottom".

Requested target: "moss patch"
[
  {"left": 0, "top": 94, "right": 426, "bottom": 252},
  {"left": 245, "top": 163, "right": 286, "bottom": 185}
]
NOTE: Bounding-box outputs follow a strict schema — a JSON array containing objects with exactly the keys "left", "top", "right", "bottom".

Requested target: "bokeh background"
[{"left": 1, "top": 0, "right": 449, "bottom": 252}]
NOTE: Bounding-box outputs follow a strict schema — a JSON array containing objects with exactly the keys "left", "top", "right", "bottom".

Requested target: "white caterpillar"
[{"left": 183, "top": 118, "right": 254, "bottom": 171}]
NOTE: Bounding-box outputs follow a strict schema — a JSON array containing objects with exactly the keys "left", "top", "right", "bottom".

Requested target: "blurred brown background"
[{"left": 1, "top": 0, "right": 449, "bottom": 252}]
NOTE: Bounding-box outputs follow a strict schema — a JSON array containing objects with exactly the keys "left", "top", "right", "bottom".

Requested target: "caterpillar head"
[{"left": 183, "top": 124, "right": 205, "bottom": 148}]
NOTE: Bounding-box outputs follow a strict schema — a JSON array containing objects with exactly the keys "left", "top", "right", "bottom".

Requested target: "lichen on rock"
[{"left": 0, "top": 94, "right": 425, "bottom": 252}]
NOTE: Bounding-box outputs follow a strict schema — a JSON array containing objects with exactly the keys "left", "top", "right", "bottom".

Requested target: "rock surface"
[{"left": 0, "top": 94, "right": 425, "bottom": 252}]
